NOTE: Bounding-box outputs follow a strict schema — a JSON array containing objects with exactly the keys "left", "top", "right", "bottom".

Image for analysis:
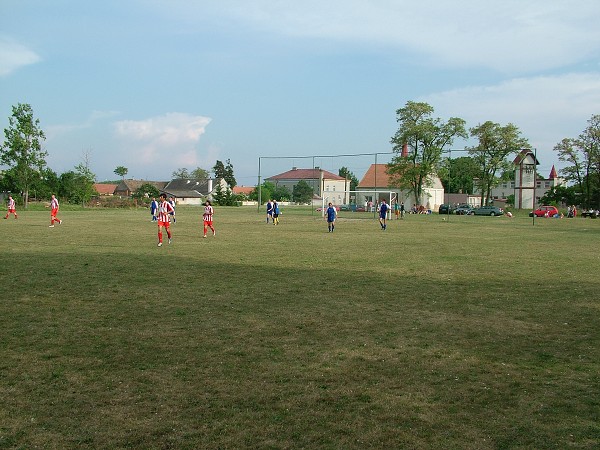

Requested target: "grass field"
[{"left": 1, "top": 206, "right": 599, "bottom": 449}]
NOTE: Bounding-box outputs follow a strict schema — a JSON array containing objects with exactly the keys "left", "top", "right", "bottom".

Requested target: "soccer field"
[{"left": 1, "top": 206, "right": 599, "bottom": 448}]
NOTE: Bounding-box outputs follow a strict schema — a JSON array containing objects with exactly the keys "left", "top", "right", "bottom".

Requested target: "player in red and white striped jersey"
[
  {"left": 4, "top": 195, "right": 18, "bottom": 219},
  {"left": 157, "top": 193, "right": 174, "bottom": 246},
  {"left": 203, "top": 200, "right": 215, "bottom": 238},
  {"left": 49, "top": 195, "right": 62, "bottom": 227}
]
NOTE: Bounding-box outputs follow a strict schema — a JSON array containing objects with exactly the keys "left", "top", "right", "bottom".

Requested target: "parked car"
[
  {"left": 529, "top": 205, "right": 559, "bottom": 217},
  {"left": 581, "top": 208, "right": 599, "bottom": 218},
  {"left": 472, "top": 205, "right": 504, "bottom": 216},
  {"left": 455, "top": 204, "right": 474, "bottom": 215},
  {"left": 438, "top": 204, "right": 455, "bottom": 214}
]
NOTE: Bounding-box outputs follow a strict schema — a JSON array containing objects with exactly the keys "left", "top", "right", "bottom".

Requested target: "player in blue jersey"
[
  {"left": 266, "top": 200, "right": 273, "bottom": 223},
  {"left": 326, "top": 202, "right": 337, "bottom": 232},
  {"left": 379, "top": 199, "right": 389, "bottom": 230}
]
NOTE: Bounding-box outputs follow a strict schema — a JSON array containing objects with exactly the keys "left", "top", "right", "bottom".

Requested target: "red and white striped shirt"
[
  {"left": 157, "top": 200, "right": 174, "bottom": 223},
  {"left": 51, "top": 197, "right": 59, "bottom": 210},
  {"left": 7, "top": 198, "right": 15, "bottom": 209},
  {"left": 203, "top": 205, "right": 214, "bottom": 222}
]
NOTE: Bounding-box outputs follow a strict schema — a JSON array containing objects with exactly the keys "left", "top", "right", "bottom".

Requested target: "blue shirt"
[
  {"left": 326, "top": 206, "right": 336, "bottom": 222},
  {"left": 379, "top": 203, "right": 389, "bottom": 218}
]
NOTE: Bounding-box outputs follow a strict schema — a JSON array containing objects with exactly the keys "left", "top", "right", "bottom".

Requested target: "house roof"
[
  {"left": 357, "top": 164, "right": 393, "bottom": 188},
  {"left": 163, "top": 178, "right": 210, "bottom": 198},
  {"left": 548, "top": 165, "right": 558, "bottom": 179},
  {"left": 513, "top": 149, "right": 540, "bottom": 165},
  {"left": 267, "top": 168, "right": 345, "bottom": 181},
  {"left": 115, "top": 179, "right": 168, "bottom": 192},
  {"left": 233, "top": 186, "right": 254, "bottom": 195},
  {"left": 358, "top": 163, "right": 443, "bottom": 189},
  {"left": 93, "top": 184, "right": 117, "bottom": 195}
]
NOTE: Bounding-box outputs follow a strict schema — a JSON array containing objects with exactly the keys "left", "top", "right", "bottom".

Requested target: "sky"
[{"left": 1, "top": 0, "right": 600, "bottom": 186}]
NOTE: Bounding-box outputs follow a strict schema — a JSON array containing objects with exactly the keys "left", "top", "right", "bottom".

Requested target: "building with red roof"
[{"left": 266, "top": 167, "right": 350, "bottom": 205}]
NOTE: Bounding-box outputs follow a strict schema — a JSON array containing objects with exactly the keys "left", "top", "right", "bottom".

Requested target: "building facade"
[
  {"left": 490, "top": 150, "right": 563, "bottom": 209},
  {"left": 266, "top": 167, "right": 350, "bottom": 205},
  {"left": 356, "top": 164, "right": 444, "bottom": 211}
]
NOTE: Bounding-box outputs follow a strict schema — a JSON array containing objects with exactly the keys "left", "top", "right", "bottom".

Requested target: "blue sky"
[{"left": 2, "top": 1, "right": 600, "bottom": 186}]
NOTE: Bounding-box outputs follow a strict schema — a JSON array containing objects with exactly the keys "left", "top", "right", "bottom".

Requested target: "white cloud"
[
  {"left": 158, "top": 0, "right": 600, "bottom": 73},
  {"left": 0, "top": 37, "right": 41, "bottom": 76},
  {"left": 421, "top": 72, "right": 600, "bottom": 166},
  {"left": 114, "top": 112, "right": 212, "bottom": 166}
]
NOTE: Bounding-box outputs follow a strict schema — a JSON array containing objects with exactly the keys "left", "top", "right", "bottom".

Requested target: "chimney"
[
  {"left": 402, "top": 143, "right": 409, "bottom": 157},
  {"left": 208, "top": 178, "right": 213, "bottom": 193}
]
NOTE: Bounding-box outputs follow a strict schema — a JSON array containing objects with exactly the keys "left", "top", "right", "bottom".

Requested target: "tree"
[
  {"left": 292, "top": 180, "right": 314, "bottom": 203},
  {"left": 388, "top": 101, "right": 467, "bottom": 205},
  {"left": 72, "top": 152, "right": 97, "bottom": 205},
  {"left": 114, "top": 166, "right": 128, "bottom": 179},
  {"left": 467, "top": 121, "right": 529, "bottom": 206},
  {"left": 172, "top": 168, "right": 190, "bottom": 179},
  {"left": 555, "top": 115, "right": 600, "bottom": 207},
  {"left": 539, "top": 185, "right": 578, "bottom": 207},
  {"left": 191, "top": 167, "right": 209, "bottom": 181},
  {"left": 251, "top": 181, "right": 275, "bottom": 203},
  {"left": 0, "top": 103, "right": 48, "bottom": 208},
  {"left": 272, "top": 184, "right": 291, "bottom": 202},
  {"left": 438, "top": 156, "right": 479, "bottom": 194},
  {"left": 133, "top": 183, "right": 160, "bottom": 200},
  {"left": 213, "top": 159, "right": 236, "bottom": 188},
  {"left": 57, "top": 154, "right": 97, "bottom": 205},
  {"left": 339, "top": 167, "right": 359, "bottom": 191},
  {"left": 212, "top": 183, "right": 239, "bottom": 206}
]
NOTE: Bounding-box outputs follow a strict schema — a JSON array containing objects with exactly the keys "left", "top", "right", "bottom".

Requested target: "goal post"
[{"left": 321, "top": 190, "right": 396, "bottom": 218}]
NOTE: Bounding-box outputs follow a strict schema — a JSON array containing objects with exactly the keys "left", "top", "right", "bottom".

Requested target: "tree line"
[
  {"left": 0, "top": 103, "right": 242, "bottom": 207},
  {"left": 3, "top": 102, "right": 599, "bottom": 209},
  {"left": 388, "top": 101, "right": 599, "bottom": 208}
]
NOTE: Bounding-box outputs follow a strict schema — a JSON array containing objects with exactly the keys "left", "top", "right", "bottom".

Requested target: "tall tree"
[
  {"left": 468, "top": 121, "right": 529, "bottom": 206},
  {"left": 338, "top": 167, "right": 359, "bottom": 191},
  {"left": 388, "top": 101, "right": 466, "bottom": 205},
  {"left": 114, "top": 166, "right": 128, "bottom": 179},
  {"left": 0, "top": 103, "right": 48, "bottom": 208},
  {"left": 73, "top": 152, "right": 97, "bottom": 206},
  {"left": 555, "top": 115, "right": 600, "bottom": 207},
  {"left": 213, "top": 159, "right": 236, "bottom": 188}
]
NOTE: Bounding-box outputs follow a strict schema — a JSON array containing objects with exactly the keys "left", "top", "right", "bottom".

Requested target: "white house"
[
  {"left": 356, "top": 164, "right": 444, "bottom": 210},
  {"left": 162, "top": 178, "right": 229, "bottom": 205}
]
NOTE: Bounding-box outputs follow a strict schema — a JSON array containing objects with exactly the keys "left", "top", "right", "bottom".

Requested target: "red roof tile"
[
  {"left": 94, "top": 184, "right": 117, "bottom": 195},
  {"left": 357, "top": 164, "right": 393, "bottom": 188},
  {"left": 233, "top": 186, "right": 254, "bottom": 195}
]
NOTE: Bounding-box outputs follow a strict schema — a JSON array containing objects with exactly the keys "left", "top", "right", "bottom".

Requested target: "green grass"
[{"left": 1, "top": 207, "right": 599, "bottom": 449}]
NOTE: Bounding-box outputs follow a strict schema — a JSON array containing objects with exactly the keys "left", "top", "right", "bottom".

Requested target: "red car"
[{"left": 531, "top": 205, "right": 559, "bottom": 217}]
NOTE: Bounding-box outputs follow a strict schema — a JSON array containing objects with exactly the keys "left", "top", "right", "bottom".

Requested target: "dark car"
[
  {"left": 438, "top": 204, "right": 455, "bottom": 215},
  {"left": 472, "top": 205, "right": 504, "bottom": 216},
  {"left": 455, "top": 204, "right": 473, "bottom": 215},
  {"left": 581, "top": 208, "right": 599, "bottom": 218}
]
